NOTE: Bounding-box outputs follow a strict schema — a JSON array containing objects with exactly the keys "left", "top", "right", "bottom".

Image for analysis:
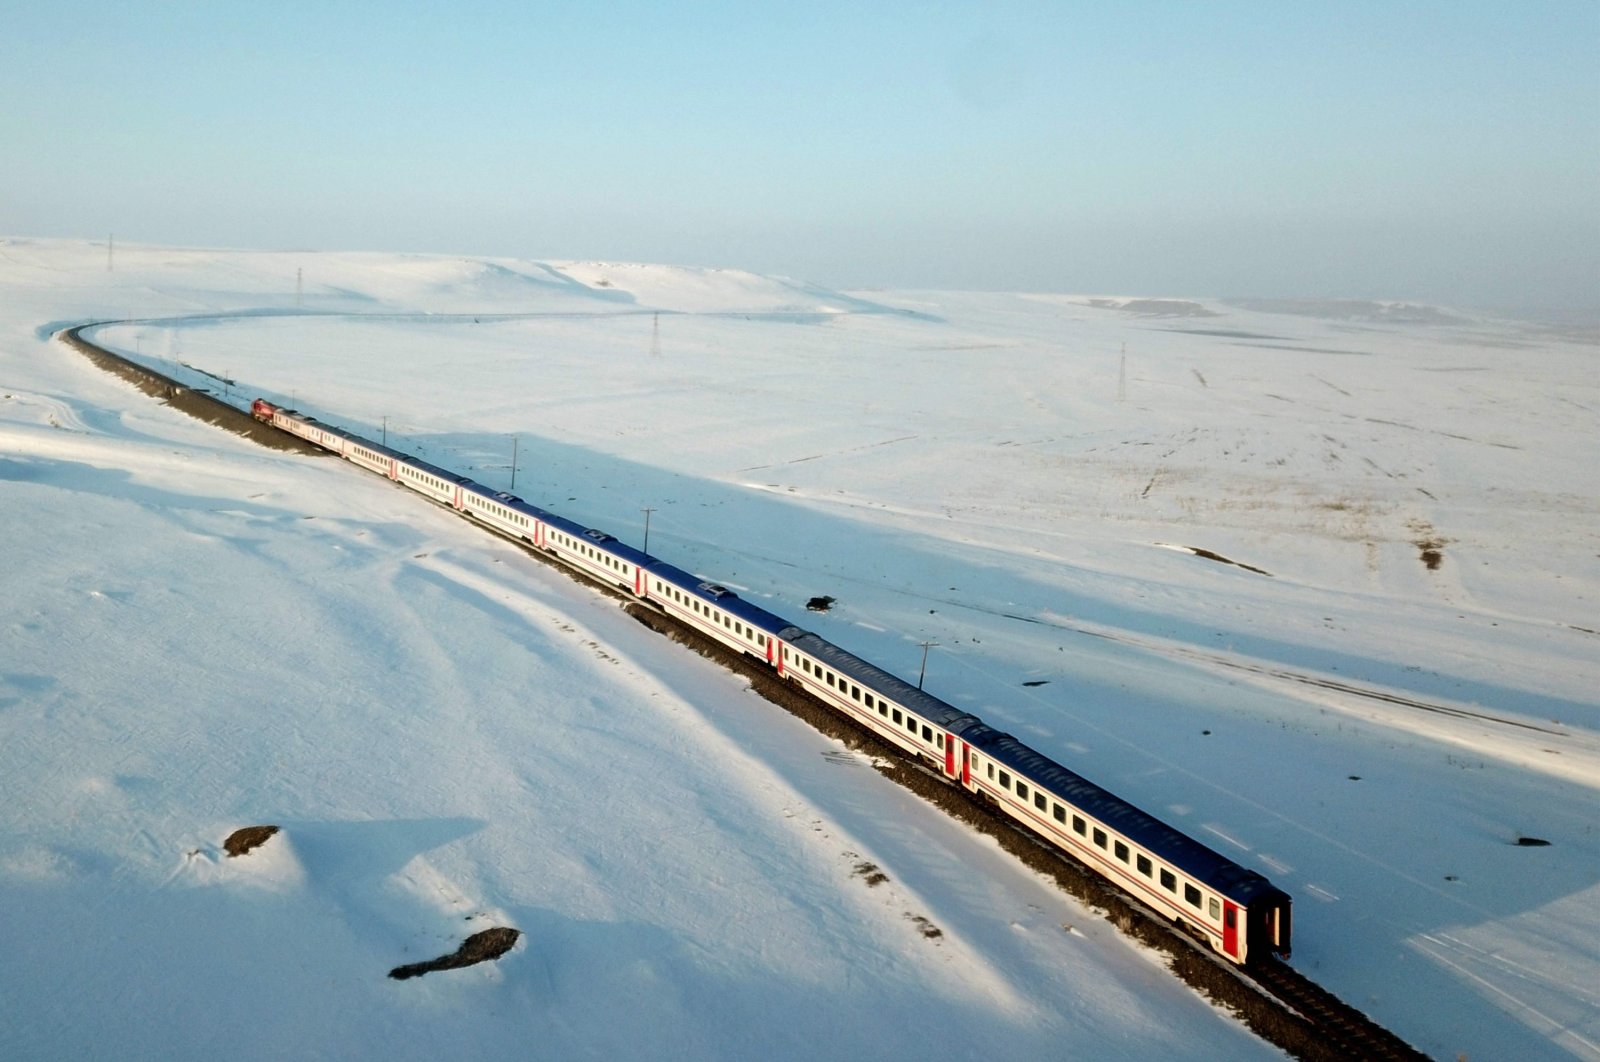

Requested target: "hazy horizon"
[{"left": 5, "top": 3, "right": 1596, "bottom": 316}]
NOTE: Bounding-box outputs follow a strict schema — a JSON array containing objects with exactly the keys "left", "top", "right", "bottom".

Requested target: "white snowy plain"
[{"left": 2, "top": 237, "right": 1597, "bottom": 1061}]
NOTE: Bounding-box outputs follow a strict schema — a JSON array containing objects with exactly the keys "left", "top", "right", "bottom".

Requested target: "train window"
[
  {"left": 903, "top": 717, "right": 915, "bottom": 735},
  {"left": 1185, "top": 885, "right": 1202, "bottom": 908},
  {"left": 936, "top": 733, "right": 944, "bottom": 749},
  {"left": 826, "top": 673, "right": 836, "bottom": 688},
  {"left": 922, "top": 725, "right": 932, "bottom": 742},
  {"left": 1016, "top": 782, "right": 1029, "bottom": 799},
  {"left": 998, "top": 770, "right": 1010, "bottom": 788},
  {"left": 878, "top": 704, "right": 888, "bottom": 717},
  {"left": 1160, "top": 869, "right": 1176, "bottom": 893},
  {"left": 1093, "top": 828, "right": 1106, "bottom": 849},
  {"left": 1052, "top": 804, "right": 1065, "bottom": 824},
  {"left": 1137, "top": 855, "right": 1152, "bottom": 877},
  {"left": 864, "top": 693, "right": 874, "bottom": 709},
  {"left": 1073, "top": 816, "right": 1086, "bottom": 835},
  {"left": 802, "top": 659, "right": 811, "bottom": 673},
  {"left": 1114, "top": 841, "right": 1129, "bottom": 863},
  {"left": 1224, "top": 908, "right": 1236, "bottom": 929},
  {"left": 757, "top": 635, "right": 765, "bottom": 648},
  {"left": 1209, "top": 898, "right": 1221, "bottom": 919},
  {"left": 893, "top": 709, "right": 903, "bottom": 724},
  {"left": 1034, "top": 792, "right": 1046, "bottom": 811},
  {"left": 852, "top": 685, "right": 860, "bottom": 700}
]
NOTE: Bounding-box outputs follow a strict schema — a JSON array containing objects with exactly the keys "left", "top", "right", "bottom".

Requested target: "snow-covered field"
[{"left": 3, "top": 237, "right": 1597, "bottom": 1060}]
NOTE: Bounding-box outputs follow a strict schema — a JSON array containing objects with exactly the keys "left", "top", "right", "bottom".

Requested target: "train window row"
[
  {"left": 790, "top": 655, "right": 944, "bottom": 752},
  {"left": 650, "top": 580, "right": 767, "bottom": 646},
  {"left": 978, "top": 755, "right": 1217, "bottom": 921},
  {"left": 400, "top": 467, "right": 451, "bottom": 494},
  {"left": 550, "top": 529, "right": 617, "bottom": 559},
  {"left": 477, "top": 501, "right": 530, "bottom": 529}
]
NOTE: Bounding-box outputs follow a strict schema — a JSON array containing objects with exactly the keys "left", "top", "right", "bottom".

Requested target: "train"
[{"left": 251, "top": 396, "right": 1293, "bottom": 965}]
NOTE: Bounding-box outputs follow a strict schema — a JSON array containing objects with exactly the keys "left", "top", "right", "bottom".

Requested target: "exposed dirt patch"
[
  {"left": 806, "top": 595, "right": 835, "bottom": 612},
  {"left": 1405, "top": 519, "right": 1448, "bottom": 571},
  {"left": 389, "top": 927, "right": 521, "bottom": 981},
  {"left": 223, "top": 825, "right": 279, "bottom": 857},
  {"left": 1161, "top": 543, "right": 1273, "bottom": 577},
  {"left": 852, "top": 861, "right": 890, "bottom": 887},
  {"left": 906, "top": 913, "right": 943, "bottom": 939},
  {"left": 1514, "top": 836, "right": 1551, "bottom": 847}
]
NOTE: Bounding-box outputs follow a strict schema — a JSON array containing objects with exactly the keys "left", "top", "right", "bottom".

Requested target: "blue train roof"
[
  {"left": 645, "top": 561, "right": 798, "bottom": 636},
  {"left": 397, "top": 453, "right": 474, "bottom": 483},
  {"left": 965, "top": 724, "right": 1280, "bottom": 903},
  {"left": 784, "top": 631, "right": 979, "bottom": 731},
  {"left": 285, "top": 407, "right": 1288, "bottom": 913},
  {"left": 587, "top": 528, "right": 652, "bottom": 568}
]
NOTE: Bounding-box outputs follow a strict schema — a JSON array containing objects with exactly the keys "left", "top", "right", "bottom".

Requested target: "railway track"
[
  {"left": 1247, "top": 958, "right": 1430, "bottom": 1060},
  {"left": 63, "top": 323, "right": 1432, "bottom": 1062},
  {"left": 627, "top": 601, "right": 1431, "bottom": 1062}
]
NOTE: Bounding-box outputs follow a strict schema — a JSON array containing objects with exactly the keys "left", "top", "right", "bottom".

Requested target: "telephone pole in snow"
[
  {"left": 107, "top": 233, "right": 114, "bottom": 272},
  {"left": 650, "top": 312, "right": 661, "bottom": 358},
  {"left": 918, "top": 641, "right": 939, "bottom": 690},
  {"left": 1117, "top": 343, "right": 1127, "bottom": 402},
  {"left": 641, "top": 507, "right": 657, "bottom": 556}
]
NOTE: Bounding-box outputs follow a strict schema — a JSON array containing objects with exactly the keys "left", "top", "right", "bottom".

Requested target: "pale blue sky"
[{"left": 4, "top": 2, "right": 1596, "bottom": 313}]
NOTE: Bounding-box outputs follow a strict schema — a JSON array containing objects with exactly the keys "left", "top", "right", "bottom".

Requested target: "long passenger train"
[{"left": 252, "top": 397, "right": 1293, "bottom": 964}]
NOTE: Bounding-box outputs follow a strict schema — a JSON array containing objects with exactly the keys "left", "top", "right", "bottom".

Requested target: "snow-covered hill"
[{"left": 3, "top": 238, "right": 1597, "bottom": 1060}]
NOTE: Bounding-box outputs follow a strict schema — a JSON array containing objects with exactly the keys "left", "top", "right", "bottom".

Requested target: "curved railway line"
[{"left": 60, "top": 321, "right": 1430, "bottom": 1061}]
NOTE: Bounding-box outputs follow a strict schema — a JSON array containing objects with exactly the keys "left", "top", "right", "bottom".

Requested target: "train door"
[
  {"left": 945, "top": 736, "right": 956, "bottom": 777},
  {"left": 1222, "top": 901, "right": 1239, "bottom": 960}
]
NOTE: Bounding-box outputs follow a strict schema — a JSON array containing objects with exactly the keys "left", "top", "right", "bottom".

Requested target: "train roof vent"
[
  {"left": 697, "top": 582, "right": 733, "bottom": 598},
  {"left": 584, "top": 529, "right": 613, "bottom": 542}
]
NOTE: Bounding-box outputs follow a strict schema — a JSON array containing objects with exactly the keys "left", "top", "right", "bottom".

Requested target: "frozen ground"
[{"left": 3, "top": 237, "right": 1597, "bottom": 1060}]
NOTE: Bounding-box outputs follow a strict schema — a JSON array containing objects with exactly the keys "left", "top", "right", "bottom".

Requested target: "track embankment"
[
  {"left": 57, "top": 325, "right": 323, "bottom": 454},
  {"left": 62, "top": 320, "right": 1428, "bottom": 1060},
  {"left": 622, "top": 603, "right": 1428, "bottom": 1062}
]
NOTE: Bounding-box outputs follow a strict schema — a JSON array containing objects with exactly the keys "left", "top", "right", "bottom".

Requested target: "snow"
[{"left": 2, "top": 236, "right": 1597, "bottom": 1060}]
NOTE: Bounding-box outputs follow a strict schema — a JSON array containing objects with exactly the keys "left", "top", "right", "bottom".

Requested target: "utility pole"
[
  {"left": 107, "top": 233, "right": 114, "bottom": 272},
  {"left": 510, "top": 435, "right": 519, "bottom": 491},
  {"left": 1118, "top": 343, "right": 1127, "bottom": 402},
  {"left": 650, "top": 312, "right": 660, "bottom": 358},
  {"left": 641, "top": 507, "right": 657, "bottom": 556},
  {"left": 917, "top": 641, "right": 939, "bottom": 690},
  {"left": 382, "top": 416, "right": 387, "bottom": 447}
]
